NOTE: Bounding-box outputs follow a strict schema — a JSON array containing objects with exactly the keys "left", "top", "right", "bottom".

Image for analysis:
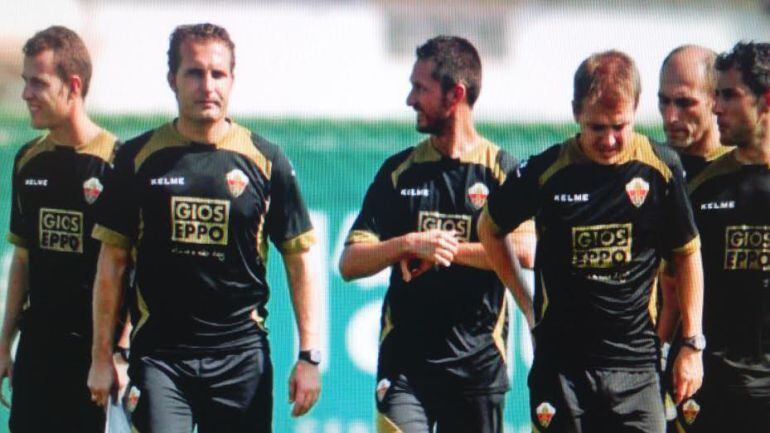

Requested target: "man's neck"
[
  {"left": 735, "top": 119, "right": 770, "bottom": 165},
  {"left": 47, "top": 108, "right": 101, "bottom": 148},
  {"left": 430, "top": 110, "right": 479, "bottom": 159},
  {"left": 679, "top": 128, "right": 722, "bottom": 159},
  {"left": 176, "top": 117, "right": 231, "bottom": 144}
]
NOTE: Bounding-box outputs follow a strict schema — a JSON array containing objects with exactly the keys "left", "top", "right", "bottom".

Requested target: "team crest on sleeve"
[
  {"left": 126, "top": 386, "right": 141, "bottom": 413},
  {"left": 625, "top": 177, "right": 649, "bottom": 208},
  {"left": 226, "top": 169, "right": 249, "bottom": 198},
  {"left": 467, "top": 182, "right": 490, "bottom": 209},
  {"left": 536, "top": 402, "right": 556, "bottom": 428},
  {"left": 682, "top": 399, "right": 701, "bottom": 425},
  {"left": 376, "top": 378, "right": 391, "bottom": 403},
  {"left": 82, "top": 177, "right": 103, "bottom": 204}
]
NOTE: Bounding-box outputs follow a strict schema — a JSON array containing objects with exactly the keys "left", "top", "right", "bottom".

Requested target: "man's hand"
[
  {"left": 0, "top": 345, "right": 13, "bottom": 408},
  {"left": 113, "top": 351, "right": 130, "bottom": 402},
  {"left": 88, "top": 355, "right": 116, "bottom": 407},
  {"left": 399, "top": 258, "right": 433, "bottom": 282},
  {"left": 672, "top": 346, "right": 703, "bottom": 404},
  {"left": 288, "top": 360, "right": 320, "bottom": 417},
  {"left": 405, "top": 229, "right": 459, "bottom": 267}
]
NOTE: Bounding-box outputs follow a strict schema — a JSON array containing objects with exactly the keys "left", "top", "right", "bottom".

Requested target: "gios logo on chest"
[
  {"left": 38, "top": 208, "right": 83, "bottom": 253},
  {"left": 171, "top": 197, "right": 230, "bottom": 245},
  {"left": 418, "top": 211, "right": 472, "bottom": 242},
  {"left": 572, "top": 223, "right": 633, "bottom": 268},
  {"left": 724, "top": 225, "right": 770, "bottom": 270}
]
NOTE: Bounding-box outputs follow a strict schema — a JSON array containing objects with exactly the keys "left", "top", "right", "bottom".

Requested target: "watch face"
[{"left": 309, "top": 350, "right": 321, "bottom": 364}]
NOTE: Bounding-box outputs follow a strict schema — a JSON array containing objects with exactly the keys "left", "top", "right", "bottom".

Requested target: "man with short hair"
[
  {"left": 654, "top": 45, "right": 732, "bottom": 431},
  {"left": 0, "top": 26, "right": 121, "bottom": 433},
  {"left": 339, "top": 36, "right": 535, "bottom": 433},
  {"left": 87, "top": 23, "right": 321, "bottom": 433},
  {"left": 677, "top": 41, "right": 770, "bottom": 432},
  {"left": 479, "top": 50, "right": 704, "bottom": 433}
]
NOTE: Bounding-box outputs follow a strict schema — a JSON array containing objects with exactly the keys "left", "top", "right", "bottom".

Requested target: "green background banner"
[{"left": 0, "top": 116, "right": 661, "bottom": 433}]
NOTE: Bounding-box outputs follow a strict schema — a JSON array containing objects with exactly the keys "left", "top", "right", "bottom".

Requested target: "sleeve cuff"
[
  {"left": 92, "top": 224, "right": 132, "bottom": 250},
  {"left": 279, "top": 229, "right": 316, "bottom": 254},
  {"left": 344, "top": 230, "right": 380, "bottom": 245},
  {"left": 6, "top": 232, "right": 28, "bottom": 248},
  {"left": 672, "top": 236, "right": 700, "bottom": 256}
]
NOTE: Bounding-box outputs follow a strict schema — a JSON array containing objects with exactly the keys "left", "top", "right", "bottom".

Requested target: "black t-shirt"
[
  {"left": 486, "top": 133, "right": 700, "bottom": 370},
  {"left": 688, "top": 150, "right": 770, "bottom": 377},
  {"left": 92, "top": 121, "right": 314, "bottom": 356},
  {"left": 8, "top": 130, "right": 118, "bottom": 338},
  {"left": 346, "top": 137, "right": 515, "bottom": 393}
]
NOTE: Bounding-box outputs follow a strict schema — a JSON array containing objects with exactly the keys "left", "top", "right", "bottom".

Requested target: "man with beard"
[
  {"left": 0, "top": 26, "right": 122, "bottom": 433},
  {"left": 654, "top": 46, "right": 732, "bottom": 431},
  {"left": 339, "top": 36, "right": 535, "bottom": 433},
  {"left": 479, "top": 50, "right": 704, "bottom": 433},
  {"left": 677, "top": 41, "right": 770, "bottom": 432}
]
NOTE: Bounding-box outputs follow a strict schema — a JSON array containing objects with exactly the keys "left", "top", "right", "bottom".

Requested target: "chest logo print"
[
  {"left": 724, "top": 225, "right": 770, "bottom": 270},
  {"left": 226, "top": 169, "right": 249, "bottom": 198},
  {"left": 171, "top": 196, "right": 230, "bottom": 246},
  {"left": 39, "top": 208, "right": 83, "bottom": 253},
  {"left": 572, "top": 223, "right": 632, "bottom": 269},
  {"left": 418, "top": 211, "right": 472, "bottom": 242},
  {"left": 467, "top": 182, "right": 489, "bottom": 209},
  {"left": 83, "top": 177, "right": 103, "bottom": 205},
  {"left": 536, "top": 402, "right": 556, "bottom": 428},
  {"left": 625, "top": 177, "right": 649, "bottom": 208}
]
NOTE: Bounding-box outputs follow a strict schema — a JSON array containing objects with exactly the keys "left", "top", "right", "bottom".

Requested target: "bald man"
[{"left": 656, "top": 45, "right": 731, "bottom": 433}]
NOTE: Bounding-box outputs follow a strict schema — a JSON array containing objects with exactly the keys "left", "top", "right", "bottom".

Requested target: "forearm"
[
  {"left": 509, "top": 220, "right": 536, "bottom": 269},
  {"left": 452, "top": 242, "right": 491, "bottom": 269},
  {"left": 284, "top": 251, "right": 320, "bottom": 350},
  {"left": 656, "top": 272, "right": 681, "bottom": 343},
  {"left": 673, "top": 251, "right": 703, "bottom": 338},
  {"left": 478, "top": 214, "right": 534, "bottom": 328},
  {"left": 0, "top": 248, "right": 29, "bottom": 350},
  {"left": 91, "top": 244, "right": 129, "bottom": 362},
  {"left": 339, "top": 237, "right": 409, "bottom": 280}
]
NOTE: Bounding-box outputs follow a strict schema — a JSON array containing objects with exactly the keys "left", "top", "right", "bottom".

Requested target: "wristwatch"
[
  {"left": 681, "top": 334, "right": 706, "bottom": 351},
  {"left": 298, "top": 349, "right": 321, "bottom": 366}
]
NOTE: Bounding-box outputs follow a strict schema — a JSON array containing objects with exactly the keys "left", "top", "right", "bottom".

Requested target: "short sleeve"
[
  {"left": 265, "top": 150, "right": 315, "bottom": 254},
  {"left": 7, "top": 152, "right": 29, "bottom": 247},
  {"left": 659, "top": 156, "right": 700, "bottom": 259},
  {"left": 345, "top": 163, "right": 395, "bottom": 245},
  {"left": 91, "top": 146, "right": 137, "bottom": 250},
  {"left": 484, "top": 157, "right": 541, "bottom": 236}
]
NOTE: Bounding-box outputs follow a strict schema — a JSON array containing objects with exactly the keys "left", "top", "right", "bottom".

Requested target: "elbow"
[{"left": 338, "top": 251, "right": 356, "bottom": 282}]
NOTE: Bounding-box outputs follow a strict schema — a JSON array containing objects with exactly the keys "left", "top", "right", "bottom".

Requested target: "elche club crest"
[
  {"left": 376, "top": 378, "right": 391, "bottom": 403},
  {"left": 82, "top": 177, "right": 103, "bottom": 204},
  {"left": 467, "top": 182, "right": 489, "bottom": 209},
  {"left": 226, "top": 169, "right": 249, "bottom": 198},
  {"left": 625, "top": 177, "right": 649, "bottom": 208},
  {"left": 682, "top": 399, "right": 701, "bottom": 425},
  {"left": 536, "top": 401, "right": 556, "bottom": 428}
]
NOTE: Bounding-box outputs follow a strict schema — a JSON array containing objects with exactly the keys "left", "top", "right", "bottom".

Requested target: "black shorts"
[
  {"left": 375, "top": 373, "right": 504, "bottom": 433},
  {"left": 10, "top": 330, "right": 105, "bottom": 433},
  {"left": 663, "top": 356, "right": 770, "bottom": 433},
  {"left": 528, "top": 363, "right": 664, "bottom": 433},
  {"left": 126, "top": 346, "right": 272, "bottom": 433}
]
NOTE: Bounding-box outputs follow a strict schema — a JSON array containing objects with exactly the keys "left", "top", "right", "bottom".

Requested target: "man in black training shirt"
[
  {"left": 654, "top": 46, "right": 733, "bottom": 432},
  {"left": 339, "top": 36, "right": 536, "bottom": 433},
  {"left": 0, "top": 26, "right": 121, "bottom": 433},
  {"left": 676, "top": 41, "right": 770, "bottom": 433},
  {"left": 479, "top": 50, "right": 705, "bottom": 433},
  {"left": 86, "top": 24, "right": 321, "bottom": 433}
]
